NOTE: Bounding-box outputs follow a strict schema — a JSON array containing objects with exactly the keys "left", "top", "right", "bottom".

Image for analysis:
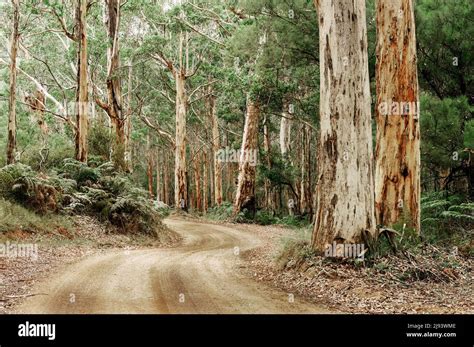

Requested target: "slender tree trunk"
[
  {"left": 75, "top": 0, "right": 89, "bottom": 163},
  {"left": 193, "top": 149, "right": 202, "bottom": 211},
  {"left": 163, "top": 150, "right": 170, "bottom": 205},
  {"left": 234, "top": 97, "right": 259, "bottom": 214},
  {"left": 156, "top": 151, "right": 161, "bottom": 201},
  {"left": 300, "top": 124, "right": 312, "bottom": 214},
  {"left": 375, "top": 0, "right": 421, "bottom": 233},
  {"left": 174, "top": 70, "right": 188, "bottom": 210},
  {"left": 146, "top": 134, "right": 154, "bottom": 199},
  {"left": 203, "top": 151, "right": 208, "bottom": 213},
  {"left": 209, "top": 150, "right": 214, "bottom": 206},
  {"left": 124, "top": 62, "right": 133, "bottom": 171},
  {"left": 104, "top": 0, "right": 128, "bottom": 171},
  {"left": 279, "top": 100, "right": 292, "bottom": 158},
  {"left": 225, "top": 132, "right": 234, "bottom": 202},
  {"left": 263, "top": 115, "right": 274, "bottom": 211},
  {"left": 209, "top": 93, "right": 223, "bottom": 206},
  {"left": 311, "top": 0, "right": 376, "bottom": 252},
  {"left": 280, "top": 98, "right": 293, "bottom": 214},
  {"left": 7, "top": 0, "right": 20, "bottom": 165}
]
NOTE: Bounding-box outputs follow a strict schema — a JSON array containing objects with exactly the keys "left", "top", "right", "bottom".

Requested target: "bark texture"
[
  {"left": 209, "top": 93, "right": 223, "bottom": 206},
  {"left": 311, "top": 0, "right": 376, "bottom": 252},
  {"left": 75, "top": 0, "right": 89, "bottom": 163},
  {"left": 174, "top": 71, "right": 188, "bottom": 210},
  {"left": 233, "top": 98, "right": 259, "bottom": 214},
  {"left": 375, "top": 0, "right": 421, "bottom": 233}
]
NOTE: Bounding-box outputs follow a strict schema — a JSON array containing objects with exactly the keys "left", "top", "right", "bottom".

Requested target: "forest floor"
[
  {"left": 231, "top": 222, "right": 474, "bottom": 314},
  {"left": 3, "top": 216, "right": 472, "bottom": 314}
]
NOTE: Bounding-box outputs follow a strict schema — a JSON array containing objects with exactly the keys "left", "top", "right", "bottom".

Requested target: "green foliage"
[
  {"left": 0, "top": 163, "right": 60, "bottom": 214},
  {"left": 60, "top": 159, "right": 100, "bottom": 186},
  {"left": 421, "top": 95, "right": 473, "bottom": 169},
  {"left": 0, "top": 163, "right": 34, "bottom": 197},
  {"left": 277, "top": 214, "right": 310, "bottom": 228},
  {"left": 109, "top": 195, "right": 161, "bottom": 235},
  {"left": 416, "top": 0, "right": 474, "bottom": 99},
  {"left": 207, "top": 202, "right": 234, "bottom": 221},
  {"left": 0, "top": 160, "right": 165, "bottom": 236},
  {"left": 420, "top": 95, "right": 474, "bottom": 197},
  {"left": 59, "top": 162, "right": 164, "bottom": 236},
  {"left": 421, "top": 192, "right": 474, "bottom": 247},
  {"left": 88, "top": 123, "right": 113, "bottom": 160},
  {"left": 275, "top": 227, "right": 314, "bottom": 270},
  {"left": 254, "top": 210, "right": 277, "bottom": 225}
]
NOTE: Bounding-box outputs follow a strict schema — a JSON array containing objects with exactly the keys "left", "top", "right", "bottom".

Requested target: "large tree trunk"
[
  {"left": 375, "top": 0, "right": 421, "bottom": 233},
  {"left": 233, "top": 98, "right": 259, "bottom": 215},
  {"left": 75, "top": 0, "right": 89, "bottom": 163},
  {"left": 209, "top": 93, "right": 223, "bottom": 206},
  {"left": 311, "top": 0, "right": 376, "bottom": 252},
  {"left": 174, "top": 71, "right": 188, "bottom": 210},
  {"left": 7, "top": 0, "right": 20, "bottom": 165}
]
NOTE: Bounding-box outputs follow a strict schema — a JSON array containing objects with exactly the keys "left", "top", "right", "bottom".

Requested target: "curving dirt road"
[{"left": 14, "top": 218, "right": 330, "bottom": 314}]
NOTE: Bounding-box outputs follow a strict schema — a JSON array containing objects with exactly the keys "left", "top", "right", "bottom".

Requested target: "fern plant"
[{"left": 421, "top": 191, "right": 473, "bottom": 246}]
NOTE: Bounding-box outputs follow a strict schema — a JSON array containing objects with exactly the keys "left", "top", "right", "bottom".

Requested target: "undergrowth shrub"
[
  {"left": 0, "top": 160, "right": 166, "bottom": 236},
  {"left": 207, "top": 202, "right": 234, "bottom": 221}
]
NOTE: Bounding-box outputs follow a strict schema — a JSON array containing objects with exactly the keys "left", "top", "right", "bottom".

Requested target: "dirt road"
[{"left": 14, "top": 218, "right": 330, "bottom": 314}]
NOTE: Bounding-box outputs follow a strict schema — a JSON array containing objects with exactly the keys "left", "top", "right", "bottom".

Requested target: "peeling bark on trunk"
[
  {"left": 7, "top": 0, "right": 20, "bottom": 165},
  {"left": 375, "top": 0, "right": 421, "bottom": 233},
  {"left": 174, "top": 71, "right": 188, "bottom": 210},
  {"left": 233, "top": 98, "right": 259, "bottom": 214},
  {"left": 311, "top": 0, "right": 376, "bottom": 252},
  {"left": 75, "top": 0, "right": 89, "bottom": 163}
]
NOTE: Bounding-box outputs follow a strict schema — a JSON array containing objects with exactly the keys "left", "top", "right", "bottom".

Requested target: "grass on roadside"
[{"left": 0, "top": 198, "right": 71, "bottom": 237}]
